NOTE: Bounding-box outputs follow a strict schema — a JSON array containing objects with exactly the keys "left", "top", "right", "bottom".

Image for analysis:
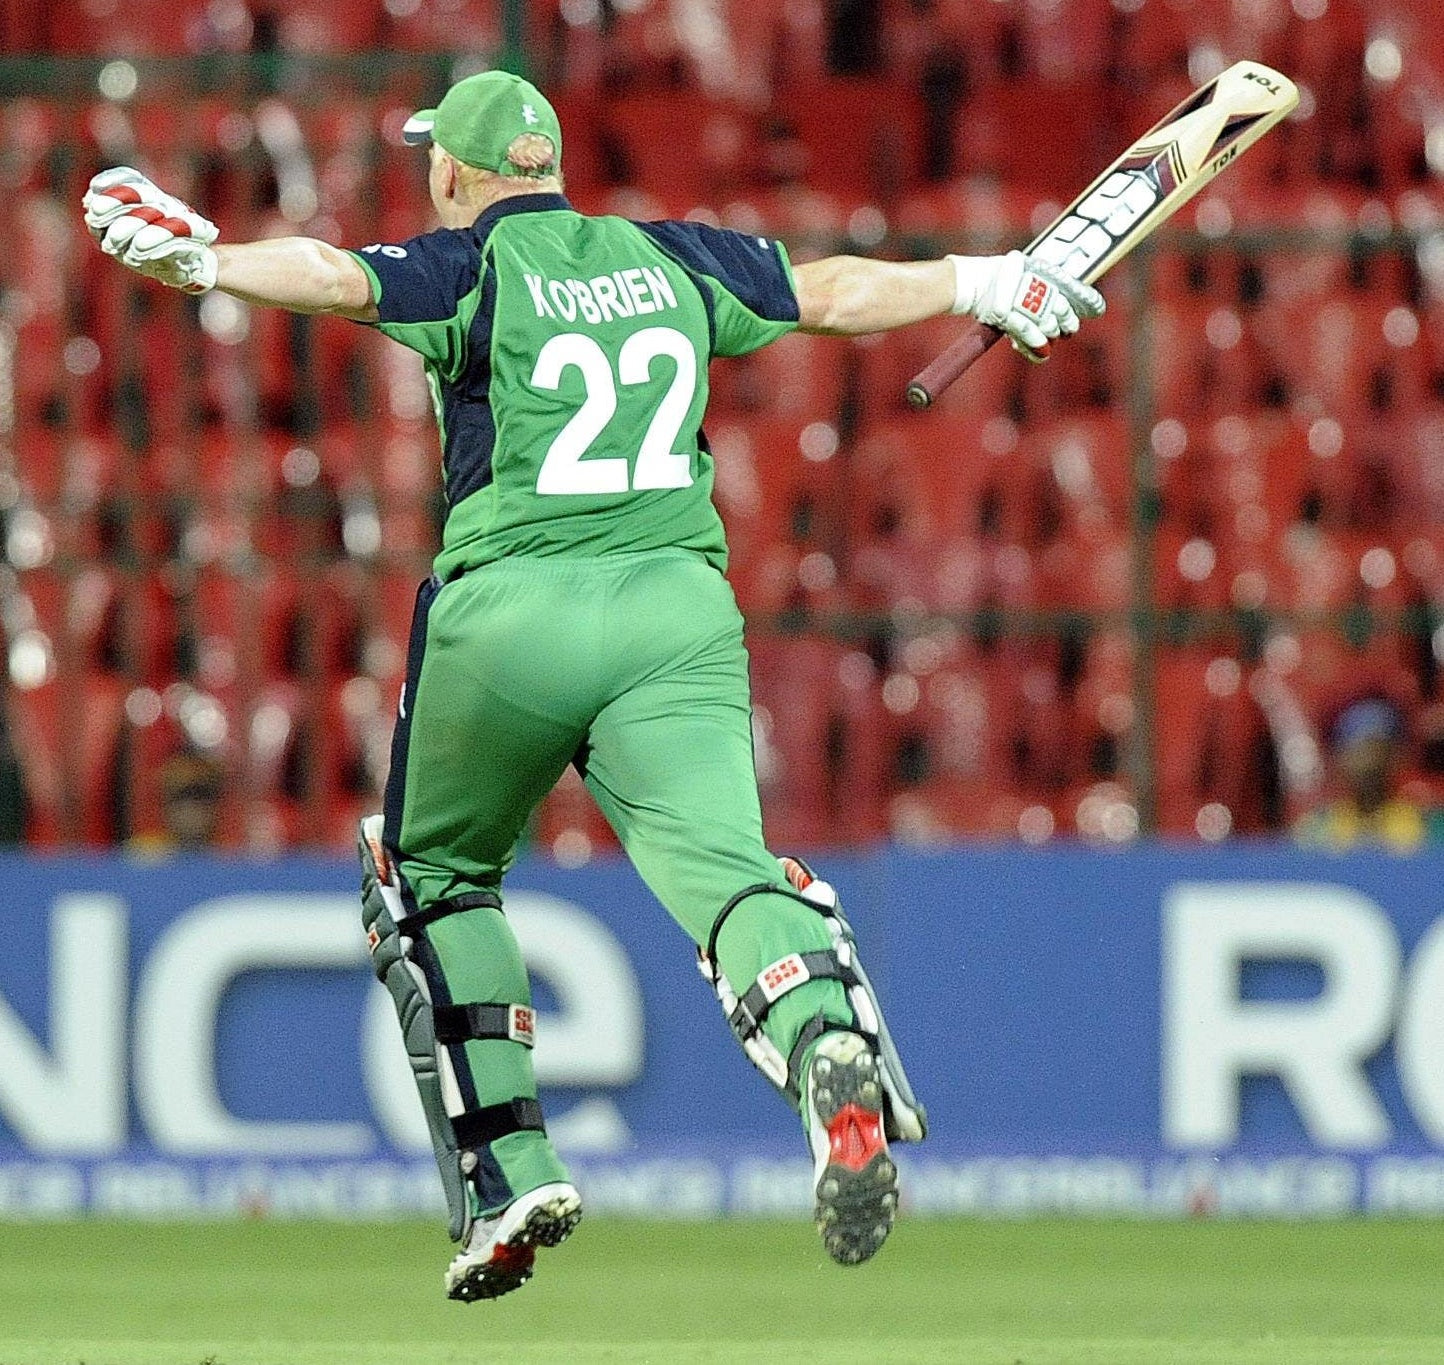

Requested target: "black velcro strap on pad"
[
  {"left": 398, "top": 889, "right": 503, "bottom": 932},
  {"left": 784, "top": 1013, "right": 835, "bottom": 1104},
  {"left": 729, "top": 949, "right": 856, "bottom": 1038},
  {"left": 452, "top": 1098, "right": 546, "bottom": 1148},
  {"left": 434, "top": 1002, "right": 535, "bottom": 1047}
]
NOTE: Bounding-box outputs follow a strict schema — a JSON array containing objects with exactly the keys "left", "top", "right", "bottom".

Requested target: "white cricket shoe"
[
  {"left": 806, "top": 1031, "right": 899, "bottom": 1266},
  {"left": 444, "top": 1181, "right": 582, "bottom": 1302}
]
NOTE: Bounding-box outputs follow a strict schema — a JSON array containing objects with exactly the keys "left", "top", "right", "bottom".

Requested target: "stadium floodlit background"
[{"left": 4, "top": 2, "right": 1444, "bottom": 1362}]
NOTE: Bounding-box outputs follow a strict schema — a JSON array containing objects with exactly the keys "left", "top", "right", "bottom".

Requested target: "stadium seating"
[{"left": 5, "top": 2, "right": 1444, "bottom": 847}]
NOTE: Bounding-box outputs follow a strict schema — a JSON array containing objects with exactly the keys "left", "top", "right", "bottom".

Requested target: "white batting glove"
[
  {"left": 949, "top": 250, "right": 1105, "bottom": 362},
  {"left": 83, "top": 167, "right": 219, "bottom": 245},
  {"left": 83, "top": 167, "right": 220, "bottom": 294},
  {"left": 112, "top": 225, "right": 219, "bottom": 294}
]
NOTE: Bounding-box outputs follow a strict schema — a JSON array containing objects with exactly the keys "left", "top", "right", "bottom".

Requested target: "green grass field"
[{"left": 1, "top": 1217, "right": 1441, "bottom": 1364}]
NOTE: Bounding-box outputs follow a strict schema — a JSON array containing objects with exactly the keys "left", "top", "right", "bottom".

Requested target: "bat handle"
[{"left": 905, "top": 322, "right": 1004, "bottom": 409}]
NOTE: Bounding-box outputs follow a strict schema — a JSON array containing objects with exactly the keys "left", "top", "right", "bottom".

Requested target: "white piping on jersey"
[{"left": 523, "top": 268, "right": 679, "bottom": 326}]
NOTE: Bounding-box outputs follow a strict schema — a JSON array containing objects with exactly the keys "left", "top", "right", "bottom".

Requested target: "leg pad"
[
  {"left": 360, "top": 816, "right": 547, "bottom": 1243},
  {"left": 699, "top": 859, "right": 927, "bottom": 1142}
]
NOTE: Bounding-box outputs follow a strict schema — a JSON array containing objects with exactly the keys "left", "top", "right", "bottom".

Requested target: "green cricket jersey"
[{"left": 347, "top": 195, "right": 801, "bottom": 580}]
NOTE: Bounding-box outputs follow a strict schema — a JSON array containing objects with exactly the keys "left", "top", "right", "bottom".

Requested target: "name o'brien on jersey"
[{"left": 524, "top": 267, "right": 680, "bottom": 325}]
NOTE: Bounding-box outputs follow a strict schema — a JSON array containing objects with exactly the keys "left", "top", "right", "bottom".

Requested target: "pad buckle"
[{"left": 508, "top": 1003, "right": 535, "bottom": 1046}]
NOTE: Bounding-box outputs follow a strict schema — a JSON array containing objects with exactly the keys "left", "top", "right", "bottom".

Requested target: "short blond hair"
[{"left": 504, "top": 132, "right": 559, "bottom": 176}]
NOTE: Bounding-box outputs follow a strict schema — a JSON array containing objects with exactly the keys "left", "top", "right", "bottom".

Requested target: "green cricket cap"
[{"left": 402, "top": 71, "right": 562, "bottom": 177}]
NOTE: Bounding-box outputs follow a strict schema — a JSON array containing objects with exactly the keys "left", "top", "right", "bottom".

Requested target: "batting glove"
[
  {"left": 949, "top": 250, "right": 1105, "bottom": 362},
  {"left": 83, "top": 167, "right": 220, "bottom": 295}
]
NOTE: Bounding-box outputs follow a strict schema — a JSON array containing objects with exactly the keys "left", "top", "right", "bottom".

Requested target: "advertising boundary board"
[{"left": 3, "top": 846, "right": 1443, "bottom": 1218}]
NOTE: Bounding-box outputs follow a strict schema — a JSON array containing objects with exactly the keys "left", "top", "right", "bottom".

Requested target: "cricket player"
[{"left": 83, "top": 70, "right": 1102, "bottom": 1301}]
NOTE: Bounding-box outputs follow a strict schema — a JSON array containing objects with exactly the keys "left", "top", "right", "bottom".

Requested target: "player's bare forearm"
[
  {"left": 213, "top": 239, "right": 378, "bottom": 321},
  {"left": 793, "top": 257, "right": 955, "bottom": 336}
]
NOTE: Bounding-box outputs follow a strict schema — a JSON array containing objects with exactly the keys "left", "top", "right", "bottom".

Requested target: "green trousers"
[{"left": 384, "top": 549, "right": 851, "bottom": 1215}]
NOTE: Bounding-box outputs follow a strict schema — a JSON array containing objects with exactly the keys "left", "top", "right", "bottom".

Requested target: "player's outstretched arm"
[
  {"left": 212, "top": 240, "right": 377, "bottom": 321},
  {"left": 82, "top": 167, "right": 377, "bottom": 321},
  {"left": 794, "top": 251, "right": 1103, "bottom": 361},
  {"left": 793, "top": 256, "right": 955, "bottom": 335}
]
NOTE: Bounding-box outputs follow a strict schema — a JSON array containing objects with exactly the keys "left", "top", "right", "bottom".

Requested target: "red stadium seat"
[
  {"left": 243, "top": 676, "right": 314, "bottom": 848},
  {"left": 381, "top": 0, "right": 496, "bottom": 53},
  {"left": 12, "top": 671, "right": 129, "bottom": 845},
  {"left": 375, "top": 418, "right": 443, "bottom": 502},
  {"left": 46, "top": 0, "right": 209, "bottom": 55},
  {"left": 1034, "top": 523, "right": 1132, "bottom": 611},
  {"left": 708, "top": 329, "right": 848, "bottom": 422},
  {"left": 884, "top": 639, "right": 1106, "bottom": 840},
  {"left": 1151, "top": 297, "right": 1287, "bottom": 418},
  {"left": 1154, "top": 646, "right": 1281, "bottom": 837},
  {"left": 888, "top": 774, "right": 1032, "bottom": 842},
  {"left": 0, "top": 0, "right": 46, "bottom": 53},
  {"left": 708, "top": 416, "right": 844, "bottom": 613},
  {"left": 183, "top": 562, "right": 354, "bottom": 689},
  {"left": 953, "top": 81, "right": 1110, "bottom": 191},
  {"left": 889, "top": 180, "right": 1037, "bottom": 256},
  {"left": 590, "top": 94, "right": 760, "bottom": 212},
  {"left": 366, "top": 570, "right": 426, "bottom": 690},
  {"left": 1155, "top": 524, "right": 1233, "bottom": 614},
  {"left": 244, "top": 649, "right": 384, "bottom": 850},
  {"left": 7, "top": 568, "right": 133, "bottom": 843},
  {"left": 854, "top": 413, "right": 1122, "bottom": 567},
  {"left": 748, "top": 632, "right": 886, "bottom": 845},
  {"left": 772, "top": 79, "right": 925, "bottom": 197},
  {"left": 1256, "top": 296, "right": 1432, "bottom": 417},
  {"left": 1028, "top": 413, "right": 1131, "bottom": 522},
  {"left": 846, "top": 418, "right": 969, "bottom": 546}
]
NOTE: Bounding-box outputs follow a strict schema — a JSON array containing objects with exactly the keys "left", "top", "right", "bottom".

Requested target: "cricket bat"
[{"left": 905, "top": 60, "right": 1299, "bottom": 409}]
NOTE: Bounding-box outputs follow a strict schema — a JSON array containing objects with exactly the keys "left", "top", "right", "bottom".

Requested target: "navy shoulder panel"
[
  {"left": 356, "top": 226, "right": 484, "bottom": 326},
  {"left": 634, "top": 220, "right": 799, "bottom": 324}
]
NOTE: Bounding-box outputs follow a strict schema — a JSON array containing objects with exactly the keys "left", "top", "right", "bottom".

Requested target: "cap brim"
[{"left": 401, "top": 111, "right": 437, "bottom": 146}]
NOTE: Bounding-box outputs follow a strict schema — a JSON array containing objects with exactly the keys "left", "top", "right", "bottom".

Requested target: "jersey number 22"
[{"left": 530, "top": 327, "right": 698, "bottom": 495}]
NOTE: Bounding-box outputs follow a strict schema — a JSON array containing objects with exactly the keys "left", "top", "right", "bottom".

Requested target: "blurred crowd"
[{"left": 0, "top": 0, "right": 1443, "bottom": 854}]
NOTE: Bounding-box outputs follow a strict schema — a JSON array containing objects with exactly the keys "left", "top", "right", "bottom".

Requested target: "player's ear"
[{"left": 429, "top": 146, "right": 458, "bottom": 201}]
